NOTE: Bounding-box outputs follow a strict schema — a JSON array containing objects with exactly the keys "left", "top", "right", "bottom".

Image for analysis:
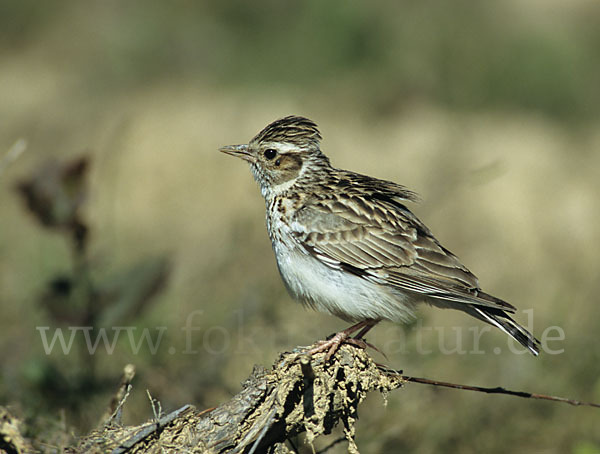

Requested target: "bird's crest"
[{"left": 252, "top": 116, "right": 322, "bottom": 149}]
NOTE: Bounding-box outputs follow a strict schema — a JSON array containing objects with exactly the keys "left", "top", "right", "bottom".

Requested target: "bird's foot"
[
  {"left": 306, "top": 331, "right": 356, "bottom": 362},
  {"left": 306, "top": 320, "right": 380, "bottom": 362}
]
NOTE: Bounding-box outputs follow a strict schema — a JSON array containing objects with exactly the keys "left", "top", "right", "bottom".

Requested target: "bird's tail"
[{"left": 468, "top": 306, "right": 540, "bottom": 356}]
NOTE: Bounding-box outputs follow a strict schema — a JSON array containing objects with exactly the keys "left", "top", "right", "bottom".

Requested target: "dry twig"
[{"left": 36, "top": 345, "right": 600, "bottom": 453}]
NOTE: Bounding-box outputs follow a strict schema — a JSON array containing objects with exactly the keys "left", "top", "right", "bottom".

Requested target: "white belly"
[{"left": 272, "top": 240, "right": 416, "bottom": 323}]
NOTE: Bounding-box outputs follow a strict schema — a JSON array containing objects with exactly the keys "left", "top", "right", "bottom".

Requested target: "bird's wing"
[{"left": 291, "top": 192, "right": 515, "bottom": 312}]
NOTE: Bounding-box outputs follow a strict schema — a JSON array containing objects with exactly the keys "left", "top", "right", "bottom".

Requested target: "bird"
[{"left": 219, "top": 115, "right": 540, "bottom": 358}]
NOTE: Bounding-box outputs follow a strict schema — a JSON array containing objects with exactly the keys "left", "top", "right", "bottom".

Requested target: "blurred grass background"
[{"left": 1, "top": 0, "right": 599, "bottom": 452}]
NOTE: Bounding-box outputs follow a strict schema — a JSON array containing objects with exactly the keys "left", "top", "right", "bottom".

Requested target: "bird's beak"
[{"left": 219, "top": 144, "right": 255, "bottom": 163}]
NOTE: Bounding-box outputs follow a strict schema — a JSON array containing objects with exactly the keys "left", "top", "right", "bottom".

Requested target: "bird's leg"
[
  {"left": 307, "top": 320, "right": 379, "bottom": 361},
  {"left": 349, "top": 319, "right": 388, "bottom": 359},
  {"left": 353, "top": 320, "right": 378, "bottom": 340}
]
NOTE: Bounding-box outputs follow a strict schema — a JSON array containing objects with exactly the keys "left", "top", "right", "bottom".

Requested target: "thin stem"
[{"left": 389, "top": 371, "right": 600, "bottom": 408}]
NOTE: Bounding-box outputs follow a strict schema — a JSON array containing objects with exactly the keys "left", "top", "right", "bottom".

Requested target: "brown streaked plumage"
[{"left": 220, "top": 115, "right": 540, "bottom": 357}]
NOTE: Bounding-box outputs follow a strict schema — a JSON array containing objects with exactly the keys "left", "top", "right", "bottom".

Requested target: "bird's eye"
[{"left": 263, "top": 149, "right": 277, "bottom": 160}]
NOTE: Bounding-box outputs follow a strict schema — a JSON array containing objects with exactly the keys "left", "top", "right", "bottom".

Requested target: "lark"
[{"left": 220, "top": 115, "right": 540, "bottom": 358}]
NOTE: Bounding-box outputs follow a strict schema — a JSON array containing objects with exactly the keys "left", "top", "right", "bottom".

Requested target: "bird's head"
[{"left": 219, "top": 116, "right": 330, "bottom": 197}]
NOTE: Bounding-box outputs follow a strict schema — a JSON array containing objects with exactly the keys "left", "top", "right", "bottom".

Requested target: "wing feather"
[{"left": 292, "top": 190, "right": 515, "bottom": 312}]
